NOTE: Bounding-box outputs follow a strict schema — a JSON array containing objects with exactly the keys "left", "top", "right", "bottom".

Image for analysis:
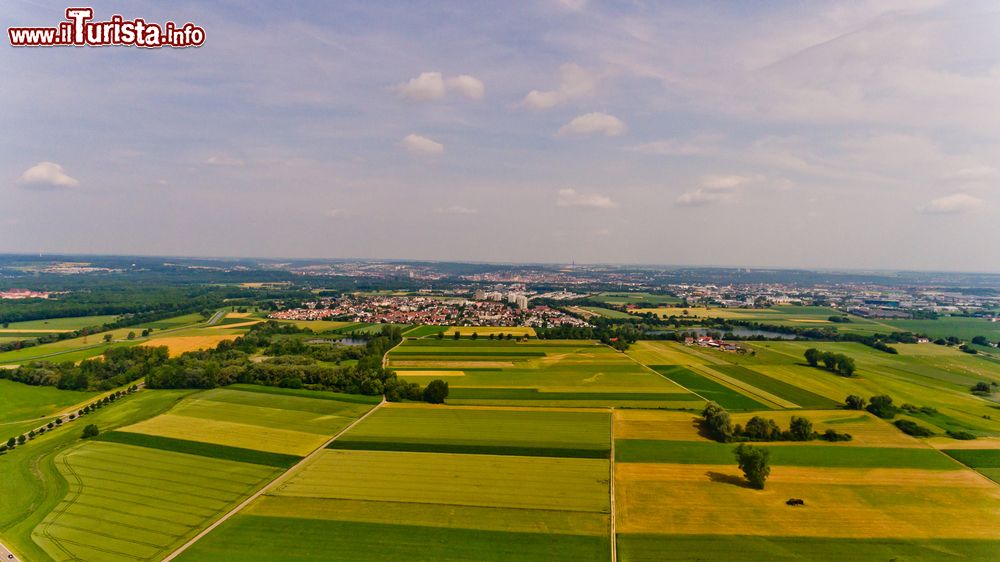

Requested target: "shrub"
[
  {"left": 844, "top": 395, "right": 866, "bottom": 410},
  {"left": 894, "top": 419, "right": 933, "bottom": 437},
  {"left": 81, "top": 424, "right": 100, "bottom": 439},
  {"left": 946, "top": 430, "right": 976, "bottom": 440},
  {"left": 820, "top": 429, "right": 852, "bottom": 442}
]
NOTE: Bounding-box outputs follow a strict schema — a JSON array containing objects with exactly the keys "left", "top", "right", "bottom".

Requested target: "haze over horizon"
[{"left": 4, "top": 1, "right": 1000, "bottom": 272}]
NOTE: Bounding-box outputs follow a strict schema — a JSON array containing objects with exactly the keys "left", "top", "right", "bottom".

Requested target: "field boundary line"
[
  {"left": 609, "top": 407, "right": 617, "bottom": 562},
  {"left": 161, "top": 396, "right": 386, "bottom": 562}
]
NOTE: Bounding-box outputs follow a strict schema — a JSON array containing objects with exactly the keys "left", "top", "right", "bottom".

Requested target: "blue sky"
[{"left": 3, "top": 0, "right": 1000, "bottom": 271}]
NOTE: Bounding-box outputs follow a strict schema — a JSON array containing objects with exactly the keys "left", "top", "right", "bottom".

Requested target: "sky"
[{"left": 3, "top": 0, "right": 1000, "bottom": 272}]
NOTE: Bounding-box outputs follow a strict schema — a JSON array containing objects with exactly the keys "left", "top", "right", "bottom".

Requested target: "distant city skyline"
[{"left": 4, "top": 1, "right": 1000, "bottom": 272}]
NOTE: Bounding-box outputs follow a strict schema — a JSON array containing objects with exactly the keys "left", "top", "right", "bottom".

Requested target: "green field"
[
  {"left": 178, "top": 516, "right": 610, "bottom": 562},
  {"left": 591, "top": 292, "right": 680, "bottom": 306},
  {"left": 884, "top": 316, "right": 1000, "bottom": 341},
  {"left": 648, "top": 365, "right": 768, "bottom": 410},
  {"left": 0, "top": 379, "right": 96, "bottom": 428},
  {"left": 0, "top": 389, "right": 196, "bottom": 561},
  {"left": 0, "top": 312, "right": 217, "bottom": 366},
  {"left": 388, "top": 339, "right": 701, "bottom": 408},
  {"left": 32, "top": 441, "right": 280, "bottom": 561},
  {"left": 578, "top": 306, "right": 634, "bottom": 319},
  {"left": 177, "top": 404, "right": 613, "bottom": 561},
  {"left": 1, "top": 384, "right": 379, "bottom": 561},
  {"left": 117, "top": 387, "right": 376, "bottom": 455},
  {"left": 0, "top": 315, "right": 119, "bottom": 332},
  {"left": 330, "top": 405, "right": 610, "bottom": 457}
]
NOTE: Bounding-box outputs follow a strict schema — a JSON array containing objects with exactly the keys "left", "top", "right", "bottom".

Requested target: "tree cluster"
[
  {"left": 701, "top": 402, "right": 850, "bottom": 444},
  {"left": 804, "top": 348, "right": 856, "bottom": 376}
]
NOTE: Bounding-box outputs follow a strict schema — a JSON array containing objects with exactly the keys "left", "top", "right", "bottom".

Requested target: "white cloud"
[
  {"left": 17, "top": 162, "right": 79, "bottom": 189},
  {"left": 950, "top": 166, "right": 998, "bottom": 181},
  {"left": 920, "top": 193, "right": 984, "bottom": 215},
  {"left": 206, "top": 155, "right": 245, "bottom": 166},
  {"left": 398, "top": 71, "right": 447, "bottom": 101},
  {"left": 325, "top": 208, "right": 351, "bottom": 218},
  {"left": 676, "top": 174, "right": 774, "bottom": 207},
  {"left": 446, "top": 75, "right": 485, "bottom": 100},
  {"left": 435, "top": 205, "right": 478, "bottom": 215},
  {"left": 627, "top": 133, "right": 724, "bottom": 156},
  {"left": 558, "top": 112, "right": 626, "bottom": 136},
  {"left": 557, "top": 188, "right": 618, "bottom": 208},
  {"left": 398, "top": 72, "right": 485, "bottom": 101},
  {"left": 521, "top": 63, "right": 595, "bottom": 110},
  {"left": 402, "top": 133, "right": 444, "bottom": 154}
]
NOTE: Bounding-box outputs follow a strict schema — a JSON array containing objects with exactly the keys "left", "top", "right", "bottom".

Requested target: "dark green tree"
[
  {"left": 866, "top": 395, "right": 898, "bottom": 419},
  {"left": 734, "top": 443, "right": 771, "bottom": 489},
  {"left": 423, "top": 379, "right": 450, "bottom": 404},
  {"left": 789, "top": 416, "right": 814, "bottom": 441},
  {"left": 845, "top": 395, "right": 866, "bottom": 410},
  {"left": 82, "top": 424, "right": 100, "bottom": 439},
  {"left": 804, "top": 348, "right": 821, "bottom": 367}
]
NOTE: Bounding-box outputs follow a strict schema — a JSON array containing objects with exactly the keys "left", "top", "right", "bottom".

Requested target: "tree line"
[{"left": 803, "top": 348, "right": 856, "bottom": 376}]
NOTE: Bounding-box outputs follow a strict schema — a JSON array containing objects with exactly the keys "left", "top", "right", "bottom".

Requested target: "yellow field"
[
  {"left": 614, "top": 410, "right": 704, "bottom": 441},
  {"left": 141, "top": 335, "right": 236, "bottom": 356},
  {"left": 628, "top": 307, "right": 761, "bottom": 320},
  {"left": 210, "top": 320, "right": 261, "bottom": 330},
  {"left": 392, "top": 360, "right": 516, "bottom": 368},
  {"left": 443, "top": 326, "right": 536, "bottom": 337},
  {"left": 616, "top": 462, "right": 1000, "bottom": 538},
  {"left": 927, "top": 436, "right": 1000, "bottom": 450},
  {"left": 119, "top": 413, "right": 327, "bottom": 455}
]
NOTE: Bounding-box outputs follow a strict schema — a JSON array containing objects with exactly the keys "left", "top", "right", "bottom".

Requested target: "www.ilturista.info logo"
[{"left": 8, "top": 7, "right": 205, "bottom": 48}]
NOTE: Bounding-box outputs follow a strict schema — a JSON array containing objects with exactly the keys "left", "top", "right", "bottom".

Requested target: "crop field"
[
  {"left": 117, "top": 387, "right": 375, "bottom": 455},
  {"left": 442, "top": 326, "right": 536, "bottom": 337},
  {"left": 178, "top": 405, "right": 614, "bottom": 562},
  {"left": 591, "top": 292, "right": 680, "bottom": 306},
  {"left": 0, "top": 379, "right": 96, "bottom": 428},
  {"left": 0, "top": 315, "right": 119, "bottom": 333},
  {"left": 578, "top": 306, "right": 635, "bottom": 319},
  {"left": 1, "top": 384, "right": 377, "bottom": 561},
  {"left": 0, "top": 312, "right": 215, "bottom": 366},
  {"left": 884, "top": 316, "right": 1000, "bottom": 341},
  {"left": 141, "top": 334, "right": 238, "bottom": 356},
  {"left": 330, "top": 403, "right": 611, "bottom": 457},
  {"left": 31, "top": 441, "right": 280, "bottom": 562},
  {"left": 628, "top": 305, "right": 894, "bottom": 335},
  {"left": 613, "top": 405, "right": 1000, "bottom": 560},
  {"left": 624, "top": 340, "right": 1000, "bottom": 436},
  {"left": 387, "top": 339, "right": 703, "bottom": 407}
]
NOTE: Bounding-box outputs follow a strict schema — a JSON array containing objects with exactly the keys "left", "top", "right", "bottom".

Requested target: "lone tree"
[
  {"left": 82, "top": 424, "right": 100, "bottom": 439},
  {"left": 734, "top": 443, "right": 771, "bottom": 490},
  {"left": 845, "top": 395, "right": 866, "bottom": 410},
  {"left": 423, "top": 379, "right": 450, "bottom": 404}
]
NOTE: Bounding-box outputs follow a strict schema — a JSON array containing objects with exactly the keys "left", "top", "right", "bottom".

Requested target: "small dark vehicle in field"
[{"left": 786, "top": 498, "right": 805, "bottom": 506}]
